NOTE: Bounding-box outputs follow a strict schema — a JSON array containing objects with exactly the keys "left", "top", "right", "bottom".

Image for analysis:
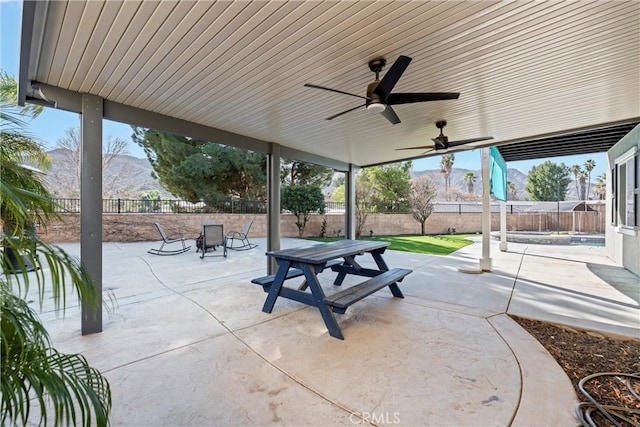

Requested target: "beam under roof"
[{"left": 496, "top": 120, "right": 640, "bottom": 162}]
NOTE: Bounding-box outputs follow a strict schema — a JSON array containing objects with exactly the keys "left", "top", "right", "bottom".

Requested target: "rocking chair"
[
  {"left": 148, "top": 222, "right": 191, "bottom": 255},
  {"left": 225, "top": 220, "right": 258, "bottom": 251}
]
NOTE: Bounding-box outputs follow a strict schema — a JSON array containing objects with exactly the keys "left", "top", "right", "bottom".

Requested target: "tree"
[
  {"left": 133, "top": 128, "right": 267, "bottom": 202},
  {"left": 525, "top": 161, "right": 572, "bottom": 201},
  {"left": 330, "top": 163, "right": 411, "bottom": 236},
  {"left": 1, "top": 73, "right": 111, "bottom": 426},
  {"left": 409, "top": 176, "right": 437, "bottom": 235},
  {"left": 0, "top": 71, "right": 43, "bottom": 118},
  {"left": 593, "top": 173, "right": 606, "bottom": 200},
  {"left": 280, "top": 159, "right": 334, "bottom": 187},
  {"left": 583, "top": 159, "right": 596, "bottom": 201},
  {"left": 355, "top": 170, "right": 376, "bottom": 238},
  {"left": 44, "top": 127, "right": 134, "bottom": 198},
  {"left": 439, "top": 154, "right": 455, "bottom": 201},
  {"left": 331, "top": 183, "right": 345, "bottom": 204},
  {"left": 139, "top": 189, "right": 163, "bottom": 213},
  {"left": 507, "top": 180, "right": 517, "bottom": 200},
  {"left": 577, "top": 170, "right": 587, "bottom": 201},
  {"left": 367, "top": 162, "right": 412, "bottom": 212},
  {"left": 281, "top": 185, "right": 325, "bottom": 237},
  {"left": 463, "top": 171, "right": 476, "bottom": 195},
  {"left": 570, "top": 164, "right": 582, "bottom": 199}
]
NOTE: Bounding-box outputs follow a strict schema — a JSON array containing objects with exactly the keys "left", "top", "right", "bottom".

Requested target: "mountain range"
[
  {"left": 42, "top": 149, "right": 172, "bottom": 199},
  {"left": 41, "top": 150, "right": 589, "bottom": 201},
  {"left": 411, "top": 168, "right": 528, "bottom": 201}
]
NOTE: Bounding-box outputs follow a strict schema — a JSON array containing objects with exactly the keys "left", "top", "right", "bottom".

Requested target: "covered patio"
[
  {"left": 14, "top": 2, "right": 640, "bottom": 423},
  {"left": 18, "top": 0, "right": 640, "bottom": 335},
  {"left": 34, "top": 237, "right": 639, "bottom": 425}
]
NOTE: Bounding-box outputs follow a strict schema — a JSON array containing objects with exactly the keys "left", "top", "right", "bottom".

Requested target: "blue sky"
[{"left": 1, "top": 0, "right": 605, "bottom": 177}]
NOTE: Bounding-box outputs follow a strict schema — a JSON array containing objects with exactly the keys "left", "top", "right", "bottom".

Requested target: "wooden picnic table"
[{"left": 252, "top": 239, "right": 412, "bottom": 339}]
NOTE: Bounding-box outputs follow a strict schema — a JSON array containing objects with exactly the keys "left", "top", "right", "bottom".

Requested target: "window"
[
  {"left": 636, "top": 154, "right": 640, "bottom": 227},
  {"left": 611, "top": 166, "right": 616, "bottom": 225},
  {"left": 626, "top": 154, "right": 636, "bottom": 226},
  {"left": 614, "top": 147, "right": 639, "bottom": 231}
]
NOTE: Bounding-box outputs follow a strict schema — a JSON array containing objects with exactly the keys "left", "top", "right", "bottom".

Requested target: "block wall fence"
[{"left": 37, "top": 210, "right": 604, "bottom": 243}]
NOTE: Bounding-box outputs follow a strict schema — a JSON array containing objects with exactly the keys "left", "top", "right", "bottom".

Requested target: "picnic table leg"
[
  {"left": 370, "top": 250, "right": 404, "bottom": 298},
  {"left": 262, "top": 260, "right": 291, "bottom": 313},
  {"left": 371, "top": 250, "right": 389, "bottom": 271},
  {"left": 333, "top": 269, "right": 347, "bottom": 286},
  {"left": 333, "top": 256, "right": 359, "bottom": 286},
  {"left": 301, "top": 265, "right": 344, "bottom": 340}
]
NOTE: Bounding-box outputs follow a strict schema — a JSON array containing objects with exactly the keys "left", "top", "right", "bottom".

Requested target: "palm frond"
[
  {"left": 1, "top": 75, "right": 112, "bottom": 426},
  {"left": 1, "top": 286, "right": 111, "bottom": 426},
  {"left": 1, "top": 236, "right": 105, "bottom": 316},
  {"left": 0, "top": 71, "right": 43, "bottom": 118}
]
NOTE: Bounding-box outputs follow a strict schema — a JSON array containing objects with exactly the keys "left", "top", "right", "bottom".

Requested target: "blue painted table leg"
[
  {"left": 262, "top": 259, "right": 291, "bottom": 313},
  {"left": 301, "top": 264, "right": 344, "bottom": 340},
  {"left": 334, "top": 256, "right": 358, "bottom": 286},
  {"left": 371, "top": 249, "right": 403, "bottom": 297},
  {"left": 388, "top": 283, "right": 404, "bottom": 298},
  {"left": 371, "top": 249, "right": 389, "bottom": 271}
]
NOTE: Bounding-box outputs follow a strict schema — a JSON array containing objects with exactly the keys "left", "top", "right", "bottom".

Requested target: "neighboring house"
[{"left": 606, "top": 124, "right": 640, "bottom": 276}]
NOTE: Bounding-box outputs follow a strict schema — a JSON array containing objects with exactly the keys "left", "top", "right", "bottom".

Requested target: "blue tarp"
[{"left": 490, "top": 146, "right": 507, "bottom": 201}]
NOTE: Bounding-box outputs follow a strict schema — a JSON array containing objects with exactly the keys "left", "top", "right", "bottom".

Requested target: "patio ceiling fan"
[
  {"left": 304, "top": 55, "right": 460, "bottom": 125},
  {"left": 396, "top": 120, "right": 494, "bottom": 154}
]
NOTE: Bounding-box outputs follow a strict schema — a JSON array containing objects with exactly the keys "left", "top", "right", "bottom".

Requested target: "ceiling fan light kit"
[
  {"left": 366, "top": 103, "right": 386, "bottom": 113},
  {"left": 304, "top": 55, "right": 460, "bottom": 124}
]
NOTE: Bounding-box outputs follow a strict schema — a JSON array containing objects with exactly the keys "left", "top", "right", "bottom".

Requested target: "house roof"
[
  {"left": 19, "top": 1, "right": 640, "bottom": 168},
  {"left": 521, "top": 201, "right": 597, "bottom": 212}
]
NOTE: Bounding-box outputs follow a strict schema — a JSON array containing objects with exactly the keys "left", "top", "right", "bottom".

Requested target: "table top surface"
[{"left": 265, "top": 239, "right": 389, "bottom": 264}]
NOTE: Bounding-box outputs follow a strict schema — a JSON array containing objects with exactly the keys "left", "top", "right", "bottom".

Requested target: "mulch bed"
[{"left": 511, "top": 316, "right": 640, "bottom": 426}]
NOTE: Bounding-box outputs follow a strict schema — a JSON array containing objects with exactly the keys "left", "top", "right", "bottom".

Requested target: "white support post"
[
  {"left": 480, "top": 148, "right": 492, "bottom": 271},
  {"left": 500, "top": 201, "right": 508, "bottom": 252}
]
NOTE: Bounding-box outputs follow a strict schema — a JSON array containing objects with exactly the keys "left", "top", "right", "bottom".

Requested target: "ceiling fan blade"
[
  {"left": 395, "top": 144, "right": 435, "bottom": 151},
  {"left": 431, "top": 137, "right": 447, "bottom": 149},
  {"left": 326, "top": 104, "right": 366, "bottom": 120},
  {"left": 304, "top": 83, "right": 368, "bottom": 100},
  {"left": 387, "top": 92, "right": 460, "bottom": 105},
  {"left": 447, "top": 136, "right": 494, "bottom": 147},
  {"left": 373, "top": 55, "right": 411, "bottom": 100},
  {"left": 380, "top": 105, "right": 401, "bottom": 124}
]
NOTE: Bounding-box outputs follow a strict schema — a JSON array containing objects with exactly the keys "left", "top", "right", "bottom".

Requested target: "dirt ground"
[{"left": 512, "top": 316, "right": 640, "bottom": 426}]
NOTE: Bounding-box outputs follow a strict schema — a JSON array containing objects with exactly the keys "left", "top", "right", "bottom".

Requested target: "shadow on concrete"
[{"left": 587, "top": 263, "right": 640, "bottom": 304}]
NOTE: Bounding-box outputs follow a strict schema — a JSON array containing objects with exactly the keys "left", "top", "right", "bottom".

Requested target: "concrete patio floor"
[{"left": 30, "top": 237, "right": 639, "bottom": 426}]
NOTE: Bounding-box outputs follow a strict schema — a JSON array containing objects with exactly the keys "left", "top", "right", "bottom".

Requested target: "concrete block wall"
[{"left": 37, "top": 210, "right": 604, "bottom": 243}]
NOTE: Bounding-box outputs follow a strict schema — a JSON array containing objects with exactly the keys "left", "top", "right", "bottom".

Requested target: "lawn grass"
[{"left": 305, "top": 234, "right": 474, "bottom": 255}]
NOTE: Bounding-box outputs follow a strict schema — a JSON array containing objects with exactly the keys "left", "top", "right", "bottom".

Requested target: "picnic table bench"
[{"left": 251, "top": 239, "right": 412, "bottom": 339}]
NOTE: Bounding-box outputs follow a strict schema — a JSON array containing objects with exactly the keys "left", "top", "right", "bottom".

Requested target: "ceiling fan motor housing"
[
  {"left": 368, "top": 58, "right": 387, "bottom": 73},
  {"left": 366, "top": 81, "right": 386, "bottom": 113},
  {"left": 434, "top": 120, "right": 449, "bottom": 148},
  {"left": 435, "top": 135, "right": 449, "bottom": 149}
]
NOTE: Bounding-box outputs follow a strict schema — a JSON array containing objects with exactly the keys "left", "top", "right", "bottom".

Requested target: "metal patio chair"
[
  {"left": 225, "top": 220, "right": 258, "bottom": 251},
  {"left": 200, "top": 223, "right": 227, "bottom": 259},
  {"left": 148, "top": 222, "right": 191, "bottom": 255}
]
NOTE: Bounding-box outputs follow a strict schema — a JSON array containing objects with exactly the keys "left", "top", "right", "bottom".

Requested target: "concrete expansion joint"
[{"left": 486, "top": 315, "right": 524, "bottom": 426}]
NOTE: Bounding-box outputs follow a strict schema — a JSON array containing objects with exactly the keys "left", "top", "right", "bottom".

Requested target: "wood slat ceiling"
[{"left": 25, "top": 0, "right": 640, "bottom": 167}]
